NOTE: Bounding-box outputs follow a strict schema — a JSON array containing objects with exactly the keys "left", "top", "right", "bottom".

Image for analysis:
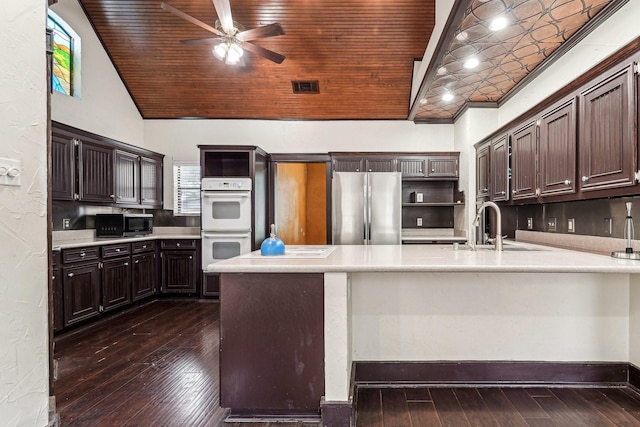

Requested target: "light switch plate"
[
  {"left": 567, "top": 218, "right": 575, "bottom": 233},
  {"left": 0, "top": 157, "right": 21, "bottom": 187},
  {"left": 417, "top": 217, "right": 423, "bottom": 227},
  {"left": 547, "top": 217, "right": 556, "bottom": 232},
  {"left": 527, "top": 218, "right": 533, "bottom": 230}
]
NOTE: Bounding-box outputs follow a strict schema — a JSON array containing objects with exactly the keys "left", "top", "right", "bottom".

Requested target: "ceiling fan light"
[
  {"left": 227, "top": 43, "right": 244, "bottom": 63},
  {"left": 213, "top": 43, "right": 228, "bottom": 61}
]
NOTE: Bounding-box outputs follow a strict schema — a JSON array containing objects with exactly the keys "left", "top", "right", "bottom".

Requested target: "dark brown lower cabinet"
[
  {"left": 52, "top": 265, "right": 64, "bottom": 332},
  {"left": 101, "top": 257, "right": 132, "bottom": 312},
  {"left": 132, "top": 252, "right": 157, "bottom": 301},
  {"left": 62, "top": 263, "right": 101, "bottom": 327},
  {"left": 220, "top": 273, "right": 324, "bottom": 416},
  {"left": 201, "top": 272, "right": 219, "bottom": 298},
  {"left": 161, "top": 250, "right": 198, "bottom": 293}
]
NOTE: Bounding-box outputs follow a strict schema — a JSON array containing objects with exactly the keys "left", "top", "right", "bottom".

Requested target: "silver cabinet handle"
[
  {"left": 189, "top": 256, "right": 193, "bottom": 260},
  {"left": 134, "top": 259, "right": 139, "bottom": 264},
  {"left": 500, "top": 191, "right": 506, "bottom": 195},
  {"left": 431, "top": 169, "right": 435, "bottom": 172},
  {"left": 176, "top": 243, "right": 181, "bottom": 247},
  {"left": 355, "top": 168, "right": 360, "bottom": 172},
  {"left": 116, "top": 248, "right": 121, "bottom": 252},
  {"left": 79, "top": 252, "right": 85, "bottom": 257},
  {"left": 582, "top": 176, "right": 589, "bottom": 182},
  {"left": 123, "top": 262, "right": 129, "bottom": 266},
  {"left": 142, "top": 245, "right": 147, "bottom": 249},
  {"left": 67, "top": 272, "right": 74, "bottom": 278},
  {"left": 564, "top": 179, "right": 571, "bottom": 185},
  {"left": 482, "top": 188, "right": 488, "bottom": 192},
  {"left": 110, "top": 194, "right": 115, "bottom": 199}
]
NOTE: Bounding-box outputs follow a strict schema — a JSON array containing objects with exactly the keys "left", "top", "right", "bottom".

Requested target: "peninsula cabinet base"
[{"left": 219, "top": 273, "right": 325, "bottom": 417}]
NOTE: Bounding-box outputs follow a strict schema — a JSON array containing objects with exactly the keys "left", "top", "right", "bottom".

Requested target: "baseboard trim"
[{"left": 354, "top": 361, "right": 630, "bottom": 385}]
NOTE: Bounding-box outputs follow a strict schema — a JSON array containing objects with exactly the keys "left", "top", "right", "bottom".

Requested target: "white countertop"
[
  {"left": 52, "top": 227, "right": 200, "bottom": 250},
  {"left": 206, "top": 241, "right": 640, "bottom": 274}
]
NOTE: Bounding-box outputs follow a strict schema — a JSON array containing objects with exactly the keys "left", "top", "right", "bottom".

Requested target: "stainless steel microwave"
[{"left": 95, "top": 213, "right": 153, "bottom": 237}]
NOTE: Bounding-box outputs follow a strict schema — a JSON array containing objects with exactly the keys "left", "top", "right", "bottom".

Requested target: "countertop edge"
[{"left": 53, "top": 234, "right": 201, "bottom": 250}]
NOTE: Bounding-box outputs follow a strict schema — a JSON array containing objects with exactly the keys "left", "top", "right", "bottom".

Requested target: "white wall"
[
  {"left": 144, "top": 119, "right": 454, "bottom": 210},
  {"left": 0, "top": 1, "right": 49, "bottom": 425},
  {"left": 498, "top": 0, "right": 640, "bottom": 126},
  {"left": 352, "top": 272, "right": 630, "bottom": 361},
  {"left": 50, "top": 0, "right": 144, "bottom": 147}
]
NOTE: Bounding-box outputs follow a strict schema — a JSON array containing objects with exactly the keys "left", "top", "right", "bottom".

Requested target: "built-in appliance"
[
  {"left": 201, "top": 177, "right": 253, "bottom": 268},
  {"left": 332, "top": 172, "right": 401, "bottom": 245},
  {"left": 95, "top": 213, "right": 153, "bottom": 237}
]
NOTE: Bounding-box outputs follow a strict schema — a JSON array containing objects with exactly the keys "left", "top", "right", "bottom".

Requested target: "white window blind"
[{"left": 173, "top": 162, "right": 201, "bottom": 215}]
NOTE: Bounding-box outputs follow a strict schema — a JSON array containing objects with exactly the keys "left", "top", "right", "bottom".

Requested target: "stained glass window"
[{"left": 47, "top": 12, "right": 77, "bottom": 96}]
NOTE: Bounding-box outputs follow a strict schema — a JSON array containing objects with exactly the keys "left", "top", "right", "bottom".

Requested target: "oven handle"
[
  {"left": 201, "top": 192, "right": 251, "bottom": 198},
  {"left": 202, "top": 232, "right": 252, "bottom": 238}
]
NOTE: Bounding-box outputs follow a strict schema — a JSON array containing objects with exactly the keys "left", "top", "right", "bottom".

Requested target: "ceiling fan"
[{"left": 160, "top": 0, "right": 285, "bottom": 65}]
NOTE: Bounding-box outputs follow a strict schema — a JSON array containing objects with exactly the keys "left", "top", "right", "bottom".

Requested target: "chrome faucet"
[{"left": 473, "top": 201, "right": 503, "bottom": 251}]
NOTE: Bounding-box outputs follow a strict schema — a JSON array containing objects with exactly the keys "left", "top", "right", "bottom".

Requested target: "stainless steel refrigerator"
[{"left": 332, "top": 171, "right": 402, "bottom": 245}]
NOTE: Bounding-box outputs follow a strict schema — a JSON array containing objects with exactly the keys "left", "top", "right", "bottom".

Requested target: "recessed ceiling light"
[
  {"left": 419, "top": 98, "right": 428, "bottom": 105},
  {"left": 442, "top": 92, "right": 454, "bottom": 102},
  {"left": 489, "top": 16, "right": 508, "bottom": 31},
  {"left": 455, "top": 31, "right": 468, "bottom": 41},
  {"left": 463, "top": 57, "right": 480, "bottom": 69},
  {"left": 437, "top": 66, "right": 447, "bottom": 75}
]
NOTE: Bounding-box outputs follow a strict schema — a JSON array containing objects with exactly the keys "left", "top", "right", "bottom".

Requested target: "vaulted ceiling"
[{"left": 78, "top": 0, "right": 624, "bottom": 122}]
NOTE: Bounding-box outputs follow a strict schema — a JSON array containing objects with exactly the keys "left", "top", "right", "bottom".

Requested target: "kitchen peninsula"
[{"left": 208, "top": 242, "right": 640, "bottom": 425}]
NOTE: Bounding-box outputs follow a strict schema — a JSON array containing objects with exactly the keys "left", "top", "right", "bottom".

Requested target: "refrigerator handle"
[
  {"left": 366, "top": 173, "right": 372, "bottom": 243},
  {"left": 363, "top": 175, "right": 368, "bottom": 241}
]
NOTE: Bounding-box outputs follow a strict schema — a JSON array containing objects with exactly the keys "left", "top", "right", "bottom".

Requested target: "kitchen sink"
[
  {"left": 459, "top": 244, "right": 544, "bottom": 252},
  {"left": 241, "top": 246, "right": 337, "bottom": 259}
]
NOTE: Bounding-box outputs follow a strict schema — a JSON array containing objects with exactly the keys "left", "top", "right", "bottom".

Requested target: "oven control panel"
[{"left": 201, "top": 177, "right": 252, "bottom": 191}]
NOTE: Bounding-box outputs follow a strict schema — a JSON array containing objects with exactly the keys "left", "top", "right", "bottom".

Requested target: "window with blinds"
[{"left": 173, "top": 162, "right": 201, "bottom": 215}]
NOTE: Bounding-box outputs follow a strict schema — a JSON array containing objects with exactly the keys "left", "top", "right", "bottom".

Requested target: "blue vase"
[{"left": 261, "top": 224, "right": 285, "bottom": 256}]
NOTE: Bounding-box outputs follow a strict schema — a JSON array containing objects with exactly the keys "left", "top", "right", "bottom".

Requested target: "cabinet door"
[
  {"left": 476, "top": 142, "right": 490, "bottom": 199},
  {"left": 51, "top": 134, "right": 76, "bottom": 201},
  {"left": 579, "top": 63, "right": 636, "bottom": 191},
  {"left": 490, "top": 134, "right": 510, "bottom": 201},
  {"left": 398, "top": 157, "right": 427, "bottom": 177},
  {"left": 114, "top": 150, "right": 140, "bottom": 205},
  {"left": 102, "top": 257, "right": 132, "bottom": 312},
  {"left": 63, "top": 263, "right": 101, "bottom": 327},
  {"left": 365, "top": 157, "right": 396, "bottom": 172},
  {"left": 510, "top": 121, "right": 537, "bottom": 200},
  {"left": 539, "top": 98, "right": 576, "bottom": 196},
  {"left": 426, "top": 155, "right": 459, "bottom": 178},
  {"left": 161, "top": 250, "right": 198, "bottom": 293},
  {"left": 52, "top": 267, "right": 64, "bottom": 332},
  {"left": 132, "top": 252, "right": 157, "bottom": 301},
  {"left": 332, "top": 157, "right": 364, "bottom": 172},
  {"left": 78, "top": 140, "right": 114, "bottom": 202},
  {"left": 140, "top": 156, "right": 163, "bottom": 208}
]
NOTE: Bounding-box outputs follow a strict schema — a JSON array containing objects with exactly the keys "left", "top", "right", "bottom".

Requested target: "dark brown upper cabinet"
[
  {"left": 140, "top": 156, "right": 163, "bottom": 208},
  {"left": 114, "top": 150, "right": 140, "bottom": 205},
  {"left": 425, "top": 155, "right": 458, "bottom": 178},
  {"left": 332, "top": 156, "right": 364, "bottom": 172},
  {"left": 510, "top": 120, "right": 537, "bottom": 201},
  {"left": 51, "top": 133, "right": 76, "bottom": 201},
  {"left": 365, "top": 157, "right": 397, "bottom": 172},
  {"left": 539, "top": 97, "right": 577, "bottom": 197},
  {"left": 476, "top": 141, "right": 490, "bottom": 200},
  {"left": 398, "top": 156, "right": 426, "bottom": 177},
  {"left": 490, "top": 134, "right": 509, "bottom": 202},
  {"left": 78, "top": 140, "right": 114, "bottom": 203},
  {"left": 579, "top": 62, "right": 636, "bottom": 192}
]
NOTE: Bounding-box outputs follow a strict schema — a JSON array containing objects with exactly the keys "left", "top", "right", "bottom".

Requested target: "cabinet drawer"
[
  {"left": 102, "top": 243, "right": 131, "bottom": 258},
  {"left": 62, "top": 247, "right": 100, "bottom": 264},
  {"left": 132, "top": 240, "right": 155, "bottom": 253},
  {"left": 161, "top": 239, "right": 197, "bottom": 250}
]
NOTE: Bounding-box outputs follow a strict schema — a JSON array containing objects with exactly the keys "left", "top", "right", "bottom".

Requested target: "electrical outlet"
[
  {"left": 567, "top": 218, "right": 575, "bottom": 233},
  {"left": 62, "top": 218, "right": 70, "bottom": 229},
  {"left": 417, "top": 217, "right": 423, "bottom": 227},
  {"left": 527, "top": 217, "right": 533, "bottom": 230},
  {"left": 547, "top": 217, "right": 556, "bottom": 232},
  {"left": 604, "top": 217, "right": 612, "bottom": 235}
]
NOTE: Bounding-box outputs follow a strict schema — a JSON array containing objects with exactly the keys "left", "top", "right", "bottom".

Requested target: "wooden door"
[
  {"left": 132, "top": 252, "right": 157, "bottom": 301},
  {"left": 101, "top": 257, "right": 132, "bottom": 312},
  {"left": 140, "top": 155, "right": 163, "bottom": 208},
  {"left": 579, "top": 63, "right": 636, "bottom": 191},
  {"left": 490, "top": 134, "right": 509, "bottom": 202},
  {"left": 51, "top": 134, "right": 76, "bottom": 201},
  {"left": 476, "top": 142, "right": 490, "bottom": 199},
  {"left": 114, "top": 150, "right": 140, "bottom": 205},
  {"left": 161, "top": 250, "right": 198, "bottom": 293},
  {"left": 539, "top": 98, "right": 577, "bottom": 196},
  {"left": 426, "top": 155, "right": 458, "bottom": 178},
  {"left": 78, "top": 140, "right": 114, "bottom": 202},
  {"left": 510, "top": 121, "right": 537, "bottom": 200},
  {"left": 62, "top": 263, "right": 101, "bottom": 327}
]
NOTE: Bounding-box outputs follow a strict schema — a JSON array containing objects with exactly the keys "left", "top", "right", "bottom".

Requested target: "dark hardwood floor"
[{"left": 55, "top": 299, "right": 640, "bottom": 427}]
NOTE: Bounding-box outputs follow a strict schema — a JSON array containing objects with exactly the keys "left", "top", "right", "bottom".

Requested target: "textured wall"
[{"left": 0, "top": 1, "right": 50, "bottom": 425}]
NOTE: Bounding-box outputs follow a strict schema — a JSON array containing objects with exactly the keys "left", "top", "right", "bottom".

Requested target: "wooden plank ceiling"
[
  {"left": 78, "top": 0, "right": 435, "bottom": 120},
  {"left": 79, "top": 0, "right": 621, "bottom": 121}
]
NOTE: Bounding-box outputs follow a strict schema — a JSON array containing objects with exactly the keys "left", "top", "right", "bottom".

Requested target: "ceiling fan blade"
[
  {"left": 212, "top": 0, "right": 234, "bottom": 34},
  {"left": 161, "top": 2, "right": 224, "bottom": 37},
  {"left": 180, "top": 37, "right": 222, "bottom": 46},
  {"left": 236, "top": 23, "right": 285, "bottom": 42},
  {"left": 239, "top": 41, "right": 285, "bottom": 64}
]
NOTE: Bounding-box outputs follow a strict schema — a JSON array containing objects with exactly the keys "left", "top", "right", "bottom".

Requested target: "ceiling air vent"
[{"left": 292, "top": 80, "right": 319, "bottom": 94}]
